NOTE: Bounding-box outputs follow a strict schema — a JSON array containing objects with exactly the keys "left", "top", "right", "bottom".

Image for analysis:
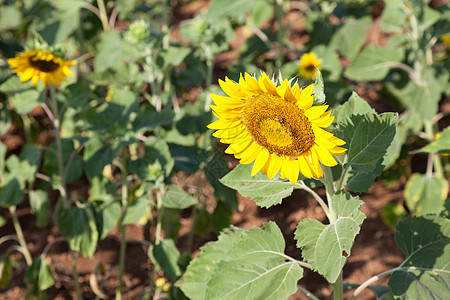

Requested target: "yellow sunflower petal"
[
  {"left": 207, "top": 119, "right": 241, "bottom": 130},
  {"left": 212, "top": 125, "right": 245, "bottom": 139},
  {"left": 330, "top": 146, "right": 347, "bottom": 156},
  {"left": 285, "top": 158, "right": 300, "bottom": 184},
  {"left": 244, "top": 72, "right": 261, "bottom": 91},
  {"left": 251, "top": 148, "right": 269, "bottom": 176},
  {"left": 238, "top": 143, "right": 262, "bottom": 164},
  {"left": 305, "top": 105, "right": 329, "bottom": 119},
  {"left": 298, "top": 156, "right": 313, "bottom": 179},
  {"left": 297, "top": 84, "right": 314, "bottom": 109},
  {"left": 313, "top": 145, "right": 337, "bottom": 167},
  {"left": 210, "top": 94, "right": 245, "bottom": 109},
  {"left": 267, "top": 154, "right": 283, "bottom": 179}
]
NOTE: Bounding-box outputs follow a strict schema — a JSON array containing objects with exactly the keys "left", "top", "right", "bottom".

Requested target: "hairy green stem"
[
  {"left": 321, "top": 166, "right": 336, "bottom": 223},
  {"left": 297, "top": 285, "right": 320, "bottom": 300},
  {"left": 275, "top": 0, "right": 286, "bottom": 69},
  {"left": 96, "top": 0, "right": 110, "bottom": 31},
  {"left": 47, "top": 86, "right": 68, "bottom": 204},
  {"left": 331, "top": 272, "right": 343, "bottom": 300},
  {"left": 114, "top": 156, "right": 129, "bottom": 300},
  {"left": 9, "top": 206, "right": 32, "bottom": 266},
  {"left": 155, "top": 184, "right": 165, "bottom": 245},
  {"left": 202, "top": 43, "right": 214, "bottom": 111},
  {"left": 348, "top": 267, "right": 400, "bottom": 300},
  {"left": 69, "top": 246, "right": 83, "bottom": 300},
  {"left": 321, "top": 167, "right": 343, "bottom": 300},
  {"left": 424, "top": 120, "right": 444, "bottom": 177}
]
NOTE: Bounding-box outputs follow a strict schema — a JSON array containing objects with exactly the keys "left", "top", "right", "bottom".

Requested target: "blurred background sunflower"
[
  {"left": 298, "top": 52, "right": 322, "bottom": 80},
  {"left": 8, "top": 49, "right": 76, "bottom": 87}
]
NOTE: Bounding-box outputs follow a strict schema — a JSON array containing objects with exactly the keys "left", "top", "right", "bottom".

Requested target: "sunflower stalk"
[
  {"left": 47, "top": 86, "right": 68, "bottom": 205},
  {"left": 114, "top": 156, "right": 129, "bottom": 300},
  {"left": 321, "top": 166, "right": 343, "bottom": 300},
  {"left": 9, "top": 206, "right": 32, "bottom": 266}
]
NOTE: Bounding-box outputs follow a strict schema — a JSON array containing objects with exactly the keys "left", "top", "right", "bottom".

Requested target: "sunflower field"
[{"left": 0, "top": 0, "right": 449, "bottom": 299}]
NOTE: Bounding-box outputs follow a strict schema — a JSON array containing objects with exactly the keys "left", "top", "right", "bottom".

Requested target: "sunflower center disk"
[
  {"left": 29, "top": 57, "right": 60, "bottom": 72},
  {"left": 242, "top": 94, "right": 315, "bottom": 157}
]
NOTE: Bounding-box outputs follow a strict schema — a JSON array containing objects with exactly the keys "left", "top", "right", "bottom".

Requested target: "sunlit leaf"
[
  {"left": 162, "top": 185, "right": 198, "bottom": 209},
  {"left": 178, "top": 222, "right": 303, "bottom": 300},
  {"left": 220, "top": 164, "right": 295, "bottom": 208},
  {"left": 295, "top": 191, "right": 366, "bottom": 283},
  {"left": 153, "top": 239, "right": 182, "bottom": 280},
  {"left": 417, "top": 126, "right": 450, "bottom": 154},
  {"left": 404, "top": 173, "right": 448, "bottom": 216},
  {"left": 344, "top": 45, "right": 404, "bottom": 81},
  {"left": 389, "top": 215, "right": 450, "bottom": 299},
  {"left": 29, "top": 190, "right": 51, "bottom": 227}
]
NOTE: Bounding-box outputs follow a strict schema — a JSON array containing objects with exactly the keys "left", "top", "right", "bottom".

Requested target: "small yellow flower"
[
  {"left": 208, "top": 72, "right": 346, "bottom": 184},
  {"left": 298, "top": 52, "right": 322, "bottom": 80},
  {"left": 441, "top": 34, "right": 450, "bottom": 50},
  {"left": 8, "top": 50, "right": 76, "bottom": 87},
  {"left": 105, "top": 87, "right": 114, "bottom": 102},
  {"left": 155, "top": 277, "right": 166, "bottom": 287},
  {"left": 162, "top": 282, "right": 171, "bottom": 292}
]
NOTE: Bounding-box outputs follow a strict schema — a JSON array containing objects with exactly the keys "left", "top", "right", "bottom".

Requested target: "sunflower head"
[
  {"left": 298, "top": 52, "right": 322, "bottom": 80},
  {"left": 208, "top": 72, "right": 346, "bottom": 184},
  {"left": 8, "top": 50, "right": 76, "bottom": 87}
]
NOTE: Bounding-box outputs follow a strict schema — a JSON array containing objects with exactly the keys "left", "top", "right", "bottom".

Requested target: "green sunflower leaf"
[
  {"left": 56, "top": 203, "right": 98, "bottom": 257},
  {"left": 176, "top": 226, "right": 245, "bottom": 300},
  {"left": 332, "top": 91, "right": 375, "bottom": 125},
  {"left": 29, "top": 190, "right": 51, "bottom": 227},
  {"left": 153, "top": 239, "right": 182, "bottom": 280},
  {"left": 295, "top": 191, "right": 366, "bottom": 283},
  {"left": 384, "top": 66, "right": 448, "bottom": 120},
  {"left": 220, "top": 164, "right": 295, "bottom": 208},
  {"left": 25, "top": 258, "right": 55, "bottom": 296},
  {"left": 344, "top": 45, "right": 404, "bottom": 81},
  {"left": 340, "top": 112, "right": 397, "bottom": 170},
  {"left": 313, "top": 68, "right": 325, "bottom": 105},
  {"left": 404, "top": 173, "right": 448, "bottom": 216},
  {"left": 388, "top": 215, "right": 450, "bottom": 299},
  {"left": 416, "top": 126, "right": 450, "bottom": 154},
  {"left": 162, "top": 185, "right": 198, "bottom": 209},
  {"left": 329, "top": 16, "right": 372, "bottom": 60},
  {"left": 178, "top": 222, "right": 303, "bottom": 300}
]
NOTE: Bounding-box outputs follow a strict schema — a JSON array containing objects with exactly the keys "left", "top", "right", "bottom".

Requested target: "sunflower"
[
  {"left": 208, "top": 72, "right": 346, "bottom": 184},
  {"left": 8, "top": 50, "right": 76, "bottom": 87},
  {"left": 298, "top": 52, "right": 322, "bottom": 80}
]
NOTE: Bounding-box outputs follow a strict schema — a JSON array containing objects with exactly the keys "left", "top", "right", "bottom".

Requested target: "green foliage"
[
  {"left": 329, "top": 16, "right": 372, "bottom": 60},
  {"left": 337, "top": 111, "right": 398, "bottom": 192},
  {"left": 162, "top": 185, "right": 198, "bottom": 209},
  {"left": 388, "top": 215, "right": 450, "bottom": 299},
  {"left": 56, "top": 203, "right": 99, "bottom": 257},
  {"left": 417, "top": 126, "right": 450, "bottom": 154},
  {"left": 122, "top": 196, "right": 148, "bottom": 225},
  {"left": 29, "top": 190, "right": 51, "bottom": 227},
  {"left": 295, "top": 191, "right": 366, "bottom": 283},
  {"left": 153, "top": 239, "right": 182, "bottom": 280},
  {"left": 220, "top": 164, "right": 295, "bottom": 208},
  {"left": 178, "top": 222, "right": 303, "bottom": 300},
  {"left": 344, "top": 45, "right": 404, "bottom": 81},
  {"left": 25, "top": 258, "right": 55, "bottom": 297},
  {"left": 404, "top": 173, "right": 448, "bottom": 216}
]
